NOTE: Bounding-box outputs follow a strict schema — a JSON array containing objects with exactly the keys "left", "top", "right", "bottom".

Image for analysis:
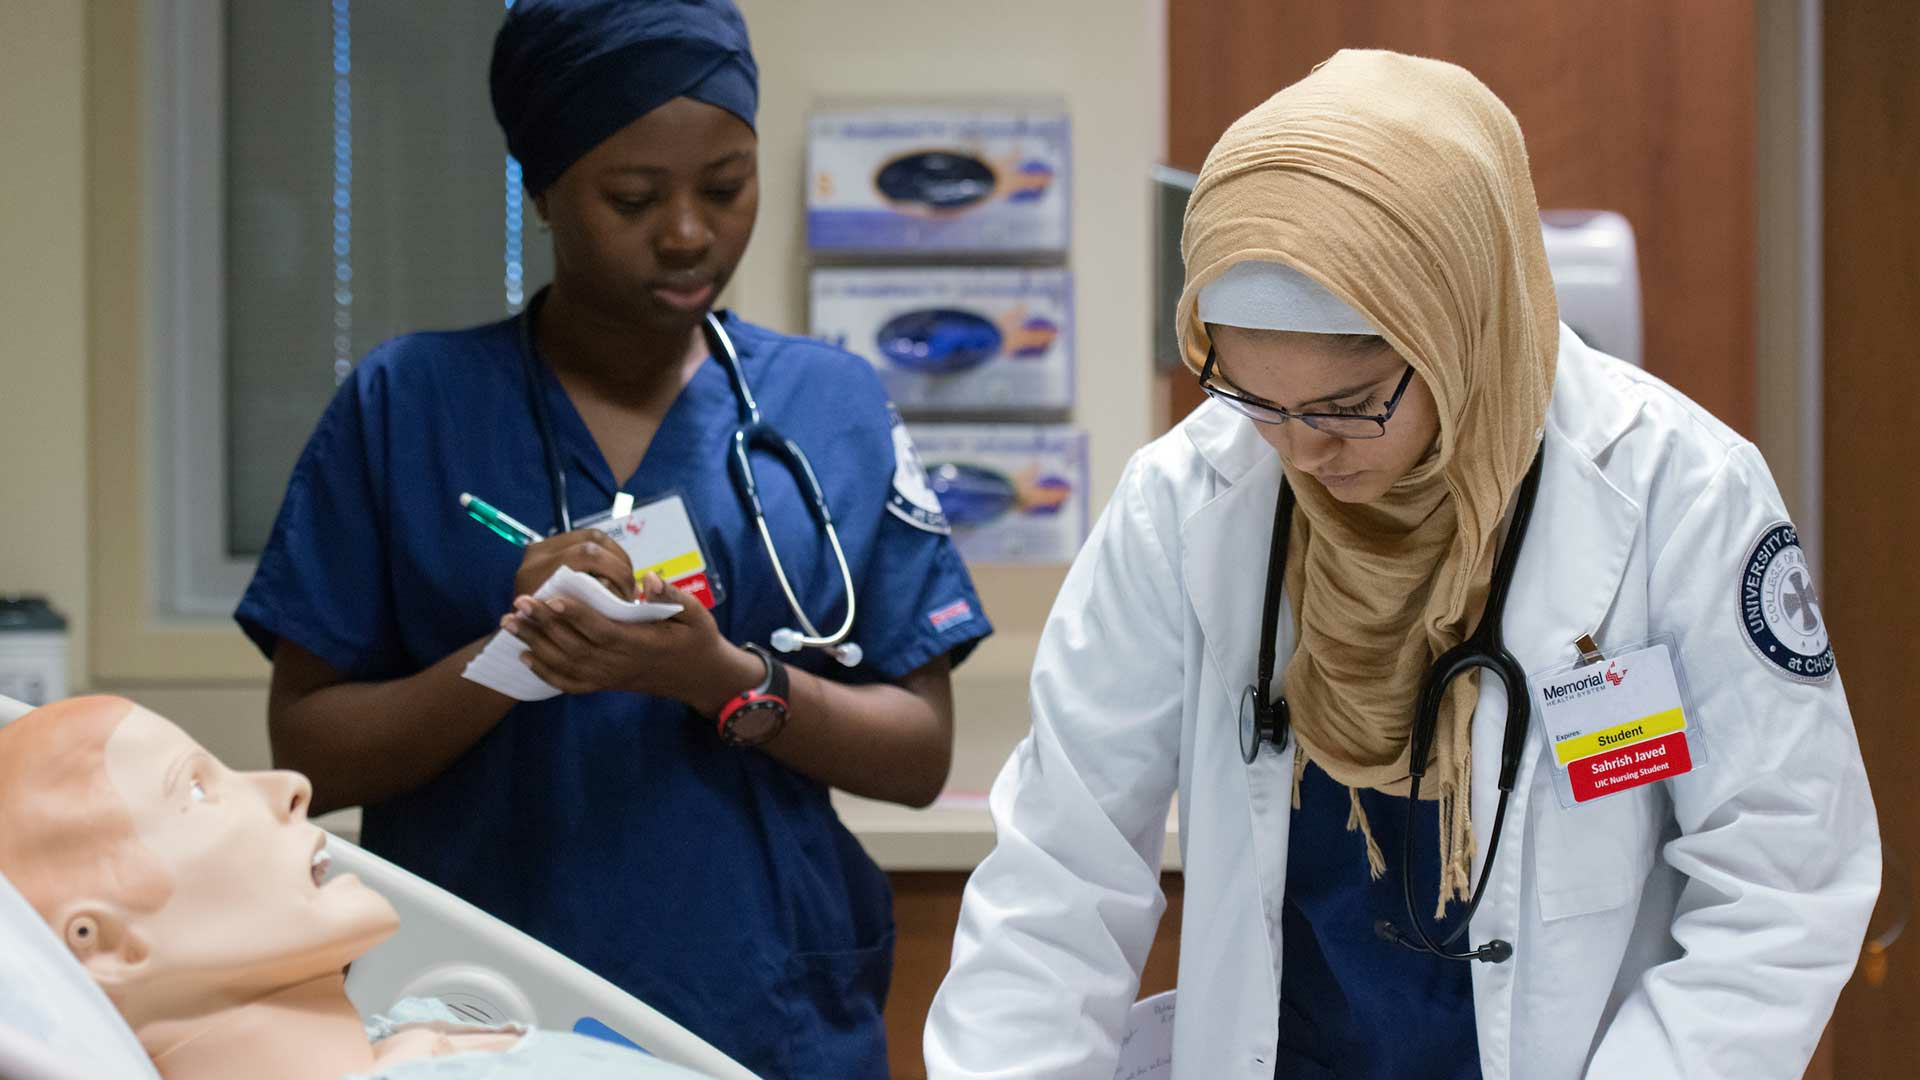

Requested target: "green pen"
[{"left": 459, "top": 493, "right": 544, "bottom": 547}]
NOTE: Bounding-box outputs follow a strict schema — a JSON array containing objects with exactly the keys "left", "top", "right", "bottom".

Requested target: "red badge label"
[
  {"left": 1566, "top": 730, "right": 1694, "bottom": 803},
  {"left": 674, "top": 572, "right": 715, "bottom": 610}
]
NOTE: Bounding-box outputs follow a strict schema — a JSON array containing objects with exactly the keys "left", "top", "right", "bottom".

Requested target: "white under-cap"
[{"left": 1197, "top": 260, "right": 1378, "bottom": 335}]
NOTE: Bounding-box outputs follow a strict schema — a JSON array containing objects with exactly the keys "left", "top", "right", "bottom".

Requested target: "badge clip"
[
  {"left": 1573, "top": 633, "right": 1606, "bottom": 667},
  {"left": 1530, "top": 633, "right": 1709, "bottom": 808}
]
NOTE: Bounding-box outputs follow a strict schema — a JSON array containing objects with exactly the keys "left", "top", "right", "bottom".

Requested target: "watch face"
[{"left": 728, "top": 701, "right": 785, "bottom": 746}]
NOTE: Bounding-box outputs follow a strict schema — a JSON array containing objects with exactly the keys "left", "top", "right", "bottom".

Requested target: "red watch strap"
[
  {"left": 717, "top": 645, "right": 789, "bottom": 740},
  {"left": 717, "top": 689, "right": 785, "bottom": 735}
]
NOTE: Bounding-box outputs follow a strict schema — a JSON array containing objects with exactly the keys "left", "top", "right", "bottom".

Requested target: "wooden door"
[
  {"left": 1162, "top": 0, "right": 1756, "bottom": 436},
  {"left": 1820, "top": 1, "right": 1920, "bottom": 1075},
  {"left": 882, "top": 872, "right": 1185, "bottom": 1080}
]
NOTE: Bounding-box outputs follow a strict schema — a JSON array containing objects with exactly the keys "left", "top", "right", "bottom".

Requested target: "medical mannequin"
[{"left": 0, "top": 696, "right": 683, "bottom": 1080}]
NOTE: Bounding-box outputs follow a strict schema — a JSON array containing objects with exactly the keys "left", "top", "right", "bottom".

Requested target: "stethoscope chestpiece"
[{"left": 1239, "top": 684, "right": 1290, "bottom": 764}]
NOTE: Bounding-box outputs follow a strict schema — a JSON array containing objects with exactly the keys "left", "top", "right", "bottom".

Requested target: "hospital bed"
[{"left": 0, "top": 694, "right": 757, "bottom": 1080}]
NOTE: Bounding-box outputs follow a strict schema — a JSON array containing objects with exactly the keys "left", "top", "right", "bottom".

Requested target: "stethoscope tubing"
[
  {"left": 1245, "top": 443, "right": 1546, "bottom": 964},
  {"left": 1388, "top": 446, "right": 1545, "bottom": 961},
  {"left": 516, "top": 294, "right": 861, "bottom": 664}
]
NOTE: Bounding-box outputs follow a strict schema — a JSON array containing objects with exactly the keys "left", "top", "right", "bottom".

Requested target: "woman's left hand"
[{"left": 503, "top": 572, "right": 764, "bottom": 717}]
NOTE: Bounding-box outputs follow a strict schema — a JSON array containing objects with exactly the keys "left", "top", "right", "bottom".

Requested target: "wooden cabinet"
[
  {"left": 880, "top": 872, "right": 1185, "bottom": 1080},
  {"left": 1820, "top": 2, "right": 1920, "bottom": 1077}
]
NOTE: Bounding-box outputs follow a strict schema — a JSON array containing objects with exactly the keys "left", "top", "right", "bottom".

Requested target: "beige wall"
[
  {"left": 733, "top": 0, "right": 1163, "bottom": 793},
  {"left": 7, "top": 1, "right": 1161, "bottom": 786},
  {"left": 733, "top": 0, "right": 1161, "bottom": 502},
  {"left": 0, "top": 1, "right": 90, "bottom": 688}
]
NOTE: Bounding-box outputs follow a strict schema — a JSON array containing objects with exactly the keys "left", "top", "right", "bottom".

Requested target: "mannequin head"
[{"left": 0, "top": 697, "right": 398, "bottom": 1030}]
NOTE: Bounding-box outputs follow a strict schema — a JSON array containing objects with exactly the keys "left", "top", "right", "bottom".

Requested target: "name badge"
[
  {"left": 1529, "top": 636, "right": 1708, "bottom": 807},
  {"left": 584, "top": 493, "right": 723, "bottom": 609}
]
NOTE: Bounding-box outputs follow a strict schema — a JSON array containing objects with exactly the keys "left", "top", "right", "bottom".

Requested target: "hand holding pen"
[
  {"left": 461, "top": 493, "right": 638, "bottom": 602},
  {"left": 460, "top": 493, "right": 543, "bottom": 546}
]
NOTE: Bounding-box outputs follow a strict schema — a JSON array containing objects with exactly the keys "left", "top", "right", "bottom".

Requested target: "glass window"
[{"left": 152, "top": 0, "right": 550, "bottom": 614}]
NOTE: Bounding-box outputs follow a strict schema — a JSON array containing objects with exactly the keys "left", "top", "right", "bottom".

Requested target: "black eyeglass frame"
[{"left": 1199, "top": 348, "right": 1417, "bottom": 439}]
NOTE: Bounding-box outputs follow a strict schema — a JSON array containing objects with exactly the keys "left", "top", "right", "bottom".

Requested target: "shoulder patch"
[
  {"left": 1738, "top": 521, "right": 1835, "bottom": 684},
  {"left": 886, "top": 406, "right": 950, "bottom": 534}
]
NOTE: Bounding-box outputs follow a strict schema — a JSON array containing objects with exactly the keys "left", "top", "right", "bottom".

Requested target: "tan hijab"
[{"left": 1175, "top": 50, "right": 1559, "bottom": 910}]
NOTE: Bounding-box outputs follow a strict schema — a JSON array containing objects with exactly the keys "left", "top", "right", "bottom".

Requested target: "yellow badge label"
[{"left": 1552, "top": 706, "right": 1687, "bottom": 767}]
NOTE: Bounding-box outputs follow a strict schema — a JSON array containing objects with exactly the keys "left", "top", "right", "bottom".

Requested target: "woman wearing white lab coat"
[{"left": 925, "top": 51, "right": 1878, "bottom": 1080}]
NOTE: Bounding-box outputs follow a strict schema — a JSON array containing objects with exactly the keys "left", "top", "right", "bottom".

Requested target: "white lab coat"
[{"left": 925, "top": 329, "right": 1880, "bottom": 1080}]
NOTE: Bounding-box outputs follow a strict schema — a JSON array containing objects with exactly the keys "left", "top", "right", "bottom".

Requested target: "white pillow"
[
  {"left": 0, "top": 693, "right": 35, "bottom": 726},
  {"left": 0, "top": 869, "right": 161, "bottom": 1079}
]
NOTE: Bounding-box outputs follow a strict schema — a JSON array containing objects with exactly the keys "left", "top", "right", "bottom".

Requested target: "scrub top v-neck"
[
  {"left": 529, "top": 327, "right": 719, "bottom": 506},
  {"left": 237, "top": 311, "right": 990, "bottom": 1080}
]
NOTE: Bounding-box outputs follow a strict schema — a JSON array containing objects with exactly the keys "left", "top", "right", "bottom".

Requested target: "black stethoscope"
[
  {"left": 1241, "top": 445, "right": 1546, "bottom": 964},
  {"left": 516, "top": 291, "right": 863, "bottom": 667}
]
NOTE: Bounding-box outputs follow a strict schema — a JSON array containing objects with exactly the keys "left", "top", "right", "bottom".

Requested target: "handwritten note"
[
  {"left": 1113, "top": 990, "right": 1175, "bottom": 1080},
  {"left": 461, "top": 566, "right": 681, "bottom": 701}
]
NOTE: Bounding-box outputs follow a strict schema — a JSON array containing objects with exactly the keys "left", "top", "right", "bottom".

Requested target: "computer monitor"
[{"left": 1151, "top": 165, "right": 1198, "bottom": 374}]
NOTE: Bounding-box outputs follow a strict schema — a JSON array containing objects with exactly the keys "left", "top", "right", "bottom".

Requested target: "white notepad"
[{"left": 461, "top": 566, "right": 683, "bottom": 702}]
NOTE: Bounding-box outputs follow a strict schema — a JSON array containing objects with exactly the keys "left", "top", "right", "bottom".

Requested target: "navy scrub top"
[
  {"left": 1276, "top": 762, "right": 1481, "bottom": 1079},
  {"left": 236, "top": 311, "right": 990, "bottom": 1080}
]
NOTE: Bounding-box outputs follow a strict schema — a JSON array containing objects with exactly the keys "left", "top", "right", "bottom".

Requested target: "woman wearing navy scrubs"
[{"left": 235, "top": 3, "right": 989, "bottom": 1075}]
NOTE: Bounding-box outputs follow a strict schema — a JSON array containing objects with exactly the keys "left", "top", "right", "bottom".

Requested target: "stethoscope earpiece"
[{"left": 771, "top": 628, "right": 862, "bottom": 668}]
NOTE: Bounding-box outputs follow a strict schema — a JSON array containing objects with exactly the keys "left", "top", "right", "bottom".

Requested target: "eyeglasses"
[{"left": 1199, "top": 348, "right": 1417, "bottom": 440}]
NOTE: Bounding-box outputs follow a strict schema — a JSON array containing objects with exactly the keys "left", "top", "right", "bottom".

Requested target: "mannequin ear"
[{"left": 58, "top": 904, "right": 149, "bottom": 984}]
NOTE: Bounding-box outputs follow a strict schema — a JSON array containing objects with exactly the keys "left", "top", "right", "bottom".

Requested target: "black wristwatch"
[{"left": 716, "top": 643, "right": 790, "bottom": 747}]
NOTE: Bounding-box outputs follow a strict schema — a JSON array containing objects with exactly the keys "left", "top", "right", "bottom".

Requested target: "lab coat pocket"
[
  {"left": 1531, "top": 779, "right": 1660, "bottom": 922},
  {"left": 777, "top": 929, "right": 895, "bottom": 1080}
]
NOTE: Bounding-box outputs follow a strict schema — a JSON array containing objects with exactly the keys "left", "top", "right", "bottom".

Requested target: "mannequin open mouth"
[{"left": 311, "top": 841, "right": 332, "bottom": 888}]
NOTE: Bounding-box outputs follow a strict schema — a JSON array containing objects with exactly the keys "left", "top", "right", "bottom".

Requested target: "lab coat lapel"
[
  {"left": 1180, "top": 408, "right": 1293, "bottom": 1001},
  {"left": 1183, "top": 450, "right": 1287, "bottom": 721},
  {"left": 1466, "top": 423, "right": 1641, "bottom": 1079}
]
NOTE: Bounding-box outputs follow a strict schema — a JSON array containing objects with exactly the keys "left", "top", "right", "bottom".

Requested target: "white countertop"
[
  {"left": 829, "top": 790, "right": 1182, "bottom": 872},
  {"left": 312, "top": 618, "right": 1186, "bottom": 873},
  {"left": 318, "top": 793, "right": 1179, "bottom": 873}
]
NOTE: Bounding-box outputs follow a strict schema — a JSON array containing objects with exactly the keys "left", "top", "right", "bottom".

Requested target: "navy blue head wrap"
[{"left": 491, "top": 0, "right": 758, "bottom": 195}]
